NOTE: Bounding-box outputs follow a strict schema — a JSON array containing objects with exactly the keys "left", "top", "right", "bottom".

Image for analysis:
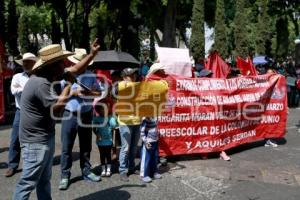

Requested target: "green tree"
[
  {"left": 18, "top": 14, "right": 31, "bottom": 53},
  {"left": 50, "top": 11, "right": 61, "bottom": 44},
  {"left": 234, "top": 0, "right": 248, "bottom": 58},
  {"left": 7, "top": 0, "right": 20, "bottom": 56},
  {"left": 161, "top": 0, "right": 178, "bottom": 47},
  {"left": 255, "top": 0, "right": 271, "bottom": 55},
  {"left": 214, "top": 0, "right": 228, "bottom": 58},
  {"left": 275, "top": 17, "right": 289, "bottom": 59},
  {"left": 190, "top": 0, "right": 205, "bottom": 62}
]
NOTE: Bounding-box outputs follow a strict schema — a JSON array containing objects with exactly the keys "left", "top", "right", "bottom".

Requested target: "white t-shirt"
[{"left": 10, "top": 72, "right": 29, "bottom": 109}]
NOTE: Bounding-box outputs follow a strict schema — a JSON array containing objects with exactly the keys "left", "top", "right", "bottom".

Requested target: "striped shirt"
[{"left": 140, "top": 117, "right": 159, "bottom": 143}]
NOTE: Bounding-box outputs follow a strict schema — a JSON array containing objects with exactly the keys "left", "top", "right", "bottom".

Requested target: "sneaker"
[
  {"left": 220, "top": 151, "right": 231, "bottom": 161},
  {"left": 142, "top": 176, "right": 152, "bottom": 183},
  {"left": 120, "top": 173, "right": 129, "bottom": 182},
  {"left": 159, "top": 157, "right": 168, "bottom": 166},
  {"left": 106, "top": 164, "right": 111, "bottom": 177},
  {"left": 101, "top": 165, "right": 106, "bottom": 177},
  {"left": 106, "top": 170, "right": 111, "bottom": 177},
  {"left": 83, "top": 172, "right": 101, "bottom": 182},
  {"left": 5, "top": 168, "right": 16, "bottom": 178},
  {"left": 59, "top": 178, "right": 69, "bottom": 190},
  {"left": 128, "top": 170, "right": 139, "bottom": 176},
  {"left": 153, "top": 173, "right": 162, "bottom": 179},
  {"left": 264, "top": 139, "right": 278, "bottom": 147}
]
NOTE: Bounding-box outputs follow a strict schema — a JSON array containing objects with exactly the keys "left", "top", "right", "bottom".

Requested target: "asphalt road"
[{"left": 0, "top": 108, "right": 300, "bottom": 200}]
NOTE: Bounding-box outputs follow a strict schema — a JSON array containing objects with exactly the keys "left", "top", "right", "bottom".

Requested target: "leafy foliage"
[
  {"left": 234, "top": 0, "right": 249, "bottom": 58},
  {"left": 7, "top": 0, "right": 19, "bottom": 56},
  {"left": 190, "top": 0, "right": 205, "bottom": 62},
  {"left": 0, "top": 0, "right": 298, "bottom": 60},
  {"left": 214, "top": 0, "right": 228, "bottom": 58}
]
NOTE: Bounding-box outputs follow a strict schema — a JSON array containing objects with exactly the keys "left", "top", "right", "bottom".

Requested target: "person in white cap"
[
  {"left": 145, "top": 62, "right": 167, "bottom": 79},
  {"left": 12, "top": 39, "right": 100, "bottom": 200},
  {"left": 5, "top": 53, "right": 37, "bottom": 178}
]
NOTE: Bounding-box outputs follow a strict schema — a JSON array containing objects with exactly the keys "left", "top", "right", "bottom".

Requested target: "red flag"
[
  {"left": 247, "top": 57, "right": 257, "bottom": 76},
  {"left": 205, "top": 51, "right": 230, "bottom": 78},
  {"left": 236, "top": 56, "right": 257, "bottom": 76}
]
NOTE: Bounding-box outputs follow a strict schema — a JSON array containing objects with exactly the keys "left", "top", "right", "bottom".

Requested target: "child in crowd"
[
  {"left": 93, "top": 97, "right": 117, "bottom": 177},
  {"left": 140, "top": 117, "right": 162, "bottom": 183}
]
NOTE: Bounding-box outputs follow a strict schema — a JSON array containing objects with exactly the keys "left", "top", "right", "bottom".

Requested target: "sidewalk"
[{"left": 0, "top": 109, "right": 300, "bottom": 200}]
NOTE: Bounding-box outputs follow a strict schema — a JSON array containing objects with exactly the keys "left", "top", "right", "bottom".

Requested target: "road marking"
[
  {"left": 150, "top": 182, "right": 158, "bottom": 189},
  {"left": 287, "top": 126, "right": 298, "bottom": 130},
  {"left": 181, "top": 180, "right": 207, "bottom": 196}
]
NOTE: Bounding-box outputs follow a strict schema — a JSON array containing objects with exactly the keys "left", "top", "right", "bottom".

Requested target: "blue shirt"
[
  {"left": 63, "top": 70, "right": 100, "bottom": 113},
  {"left": 93, "top": 116, "right": 117, "bottom": 146}
]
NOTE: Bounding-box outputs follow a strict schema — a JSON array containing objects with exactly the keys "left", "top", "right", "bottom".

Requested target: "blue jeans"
[
  {"left": 13, "top": 136, "right": 55, "bottom": 200},
  {"left": 60, "top": 110, "right": 92, "bottom": 178},
  {"left": 8, "top": 109, "right": 21, "bottom": 169},
  {"left": 119, "top": 125, "right": 140, "bottom": 174},
  {"left": 140, "top": 141, "right": 159, "bottom": 177}
]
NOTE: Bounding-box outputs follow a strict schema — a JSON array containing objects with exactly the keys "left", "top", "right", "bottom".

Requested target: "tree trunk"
[
  {"left": 161, "top": 0, "right": 177, "bottom": 47},
  {"left": 179, "top": 27, "right": 189, "bottom": 48},
  {"left": 58, "top": 12, "right": 72, "bottom": 51},
  {"left": 51, "top": 12, "right": 61, "bottom": 44},
  {"left": 71, "top": 1, "right": 78, "bottom": 48},
  {"left": 289, "top": 13, "right": 299, "bottom": 37},
  {"left": 80, "top": 1, "right": 91, "bottom": 50},
  {"left": 150, "top": 28, "right": 156, "bottom": 61}
]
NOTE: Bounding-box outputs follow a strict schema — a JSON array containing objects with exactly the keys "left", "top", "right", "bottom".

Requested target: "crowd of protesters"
[{"left": 1, "top": 39, "right": 299, "bottom": 200}]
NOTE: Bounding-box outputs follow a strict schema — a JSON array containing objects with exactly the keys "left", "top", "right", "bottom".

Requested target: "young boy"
[
  {"left": 140, "top": 117, "right": 162, "bottom": 183},
  {"left": 93, "top": 98, "right": 117, "bottom": 177}
]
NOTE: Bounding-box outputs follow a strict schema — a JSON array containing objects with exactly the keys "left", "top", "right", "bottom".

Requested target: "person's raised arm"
[
  {"left": 52, "top": 84, "right": 71, "bottom": 116},
  {"left": 66, "top": 38, "right": 100, "bottom": 75}
]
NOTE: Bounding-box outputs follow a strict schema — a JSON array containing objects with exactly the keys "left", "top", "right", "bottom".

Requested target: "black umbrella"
[{"left": 91, "top": 50, "right": 140, "bottom": 70}]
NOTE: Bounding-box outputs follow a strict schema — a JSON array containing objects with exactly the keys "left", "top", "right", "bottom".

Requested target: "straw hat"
[
  {"left": 146, "top": 63, "right": 165, "bottom": 77},
  {"left": 68, "top": 48, "right": 93, "bottom": 66},
  {"left": 15, "top": 53, "right": 37, "bottom": 66},
  {"left": 32, "top": 44, "right": 73, "bottom": 71}
]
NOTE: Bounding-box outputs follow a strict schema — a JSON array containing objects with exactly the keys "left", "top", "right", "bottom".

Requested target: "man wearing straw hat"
[
  {"left": 59, "top": 48, "right": 101, "bottom": 190},
  {"left": 5, "top": 53, "right": 37, "bottom": 178},
  {"left": 13, "top": 39, "right": 100, "bottom": 200}
]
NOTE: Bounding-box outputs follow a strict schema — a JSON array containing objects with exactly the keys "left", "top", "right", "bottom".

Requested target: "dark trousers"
[
  {"left": 60, "top": 110, "right": 93, "bottom": 178},
  {"left": 98, "top": 145, "right": 112, "bottom": 165},
  {"left": 8, "top": 109, "right": 21, "bottom": 169}
]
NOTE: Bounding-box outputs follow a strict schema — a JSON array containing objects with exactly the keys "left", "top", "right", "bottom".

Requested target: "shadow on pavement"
[
  {"left": 0, "top": 147, "right": 9, "bottom": 153},
  {"left": 159, "top": 161, "right": 186, "bottom": 175},
  {"left": 70, "top": 175, "right": 83, "bottom": 185},
  {"left": 0, "top": 125, "right": 12, "bottom": 131},
  {"left": 52, "top": 152, "right": 80, "bottom": 166},
  {"left": 0, "top": 162, "right": 8, "bottom": 169},
  {"left": 228, "top": 140, "right": 266, "bottom": 155},
  {"left": 162, "top": 138, "right": 287, "bottom": 164},
  {"left": 74, "top": 184, "right": 146, "bottom": 200}
]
